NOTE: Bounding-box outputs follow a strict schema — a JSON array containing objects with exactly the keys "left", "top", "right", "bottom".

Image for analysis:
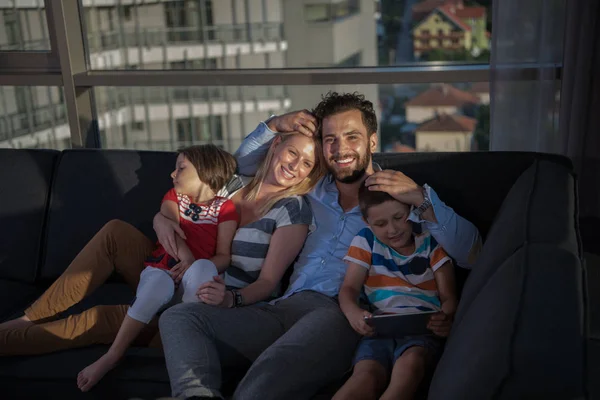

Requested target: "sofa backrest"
[
  {"left": 0, "top": 149, "right": 59, "bottom": 283},
  {"left": 373, "top": 151, "right": 572, "bottom": 240},
  {"left": 39, "top": 150, "right": 175, "bottom": 281},
  {"left": 428, "top": 159, "right": 585, "bottom": 399}
]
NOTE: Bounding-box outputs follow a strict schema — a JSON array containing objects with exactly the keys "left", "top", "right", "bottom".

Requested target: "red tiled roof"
[
  {"left": 405, "top": 84, "right": 480, "bottom": 107},
  {"left": 416, "top": 114, "right": 477, "bottom": 132},
  {"left": 453, "top": 6, "right": 486, "bottom": 18},
  {"left": 412, "top": 0, "right": 463, "bottom": 20},
  {"left": 437, "top": 5, "right": 472, "bottom": 31}
]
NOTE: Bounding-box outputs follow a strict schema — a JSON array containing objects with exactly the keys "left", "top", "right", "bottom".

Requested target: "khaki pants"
[{"left": 0, "top": 220, "right": 161, "bottom": 355}]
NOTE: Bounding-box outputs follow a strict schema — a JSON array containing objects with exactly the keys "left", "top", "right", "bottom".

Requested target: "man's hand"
[
  {"left": 267, "top": 110, "right": 317, "bottom": 137},
  {"left": 154, "top": 213, "right": 187, "bottom": 259},
  {"left": 196, "top": 276, "right": 227, "bottom": 306},
  {"left": 365, "top": 170, "right": 424, "bottom": 207},
  {"left": 345, "top": 307, "right": 375, "bottom": 337},
  {"left": 169, "top": 259, "right": 193, "bottom": 284}
]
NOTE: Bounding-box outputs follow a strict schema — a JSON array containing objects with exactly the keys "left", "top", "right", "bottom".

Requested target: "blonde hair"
[{"left": 244, "top": 132, "right": 326, "bottom": 215}]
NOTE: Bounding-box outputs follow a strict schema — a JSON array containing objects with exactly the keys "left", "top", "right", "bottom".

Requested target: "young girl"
[{"left": 77, "top": 144, "right": 239, "bottom": 392}]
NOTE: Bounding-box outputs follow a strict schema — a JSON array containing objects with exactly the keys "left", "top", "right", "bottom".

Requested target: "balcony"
[{"left": 87, "top": 23, "right": 284, "bottom": 52}]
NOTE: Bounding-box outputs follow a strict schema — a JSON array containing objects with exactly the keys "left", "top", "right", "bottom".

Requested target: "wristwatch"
[
  {"left": 230, "top": 289, "right": 244, "bottom": 308},
  {"left": 413, "top": 187, "right": 432, "bottom": 219}
]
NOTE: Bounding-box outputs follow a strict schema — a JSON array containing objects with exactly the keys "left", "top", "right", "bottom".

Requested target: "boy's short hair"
[
  {"left": 358, "top": 181, "right": 399, "bottom": 219},
  {"left": 178, "top": 144, "right": 237, "bottom": 193}
]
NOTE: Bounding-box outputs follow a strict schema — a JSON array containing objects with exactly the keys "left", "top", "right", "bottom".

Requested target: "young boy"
[{"left": 333, "top": 183, "right": 457, "bottom": 400}]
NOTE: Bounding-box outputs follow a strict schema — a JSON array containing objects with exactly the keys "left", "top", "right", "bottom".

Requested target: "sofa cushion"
[
  {"left": 456, "top": 159, "right": 579, "bottom": 321},
  {"left": 0, "top": 346, "right": 170, "bottom": 399},
  {"left": 40, "top": 150, "right": 175, "bottom": 281},
  {"left": 429, "top": 244, "right": 584, "bottom": 399},
  {"left": 0, "top": 149, "right": 59, "bottom": 283}
]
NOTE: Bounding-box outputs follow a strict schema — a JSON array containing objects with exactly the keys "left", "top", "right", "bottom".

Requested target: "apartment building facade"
[{"left": 0, "top": 0, "right": 378, "bottom": 152}]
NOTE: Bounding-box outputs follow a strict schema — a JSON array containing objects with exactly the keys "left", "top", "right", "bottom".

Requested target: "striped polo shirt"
[
  {"left": 344, "top": 227, "right": 451, "bottom": 314},
  {"left": 224, "top": 195, "right": 314, "bottom": 292}
]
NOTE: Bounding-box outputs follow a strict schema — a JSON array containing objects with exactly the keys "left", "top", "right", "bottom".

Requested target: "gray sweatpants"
[{"left": 158, "top": 290, "right": 360, "bottom": 400}]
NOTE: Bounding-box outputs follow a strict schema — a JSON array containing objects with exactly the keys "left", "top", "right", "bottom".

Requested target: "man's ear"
[{"left": 369, "top": 132, "right": 378, "bottom": 153}]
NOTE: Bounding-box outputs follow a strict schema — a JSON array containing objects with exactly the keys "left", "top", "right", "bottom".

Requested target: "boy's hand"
[
  {"left": 196, "top": 276, "right": 227, "bottom": 306},
  {"left": 428, "top": 301, "right": 457, "bottom": 337},
  {"left": 345, "top": 307, "right": 375, "bottom": 337},
  {"left": 169, "top": 259, "right": 194, "bottom": 284}
]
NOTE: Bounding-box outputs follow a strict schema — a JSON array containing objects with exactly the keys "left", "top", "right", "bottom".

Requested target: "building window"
[
  {"left": 305, "top": 0, "right": 360, "bottom": 22},
  {"left": 132, "top": 121, "right": 144, "bottom": 131},
  {"left": 421, "top": 29, "right": 430, "bottom": 35},
  {"left": 3, "top": 10, "right": 21, "bottom": 46},
  {"left": 438, "top": 29, "right": 444, "bottom": 36},
  {"left": 122, "top": 6, "right": 132, "bottom": 21},
  {"left": 176, "top": 116, "right": 222, "bottom": 144}
]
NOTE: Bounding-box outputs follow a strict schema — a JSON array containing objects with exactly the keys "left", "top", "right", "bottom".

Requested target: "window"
[
  {"left": 122, "top": 6, "right": 132, "bottom": 21},
  {"left": 1, "top": 7, "right": 50, "bottom": 50},
  {"left": 438, "top": 29, "right": 444, "bottom": 36},
  {"left": 305, "top": 4, "right": 331, "bottom": 22},
  {"left": 0, "top": 86, "right": 67, "bottom": 150},
  {"left": 79, "top": 0, "right": 491, "bottom": 69},
  {"left": 305, "top": 0, "right": 359, "bottom": 23},
  {"left": 81, "top": 83, "right": 498, "bottom": 153}
]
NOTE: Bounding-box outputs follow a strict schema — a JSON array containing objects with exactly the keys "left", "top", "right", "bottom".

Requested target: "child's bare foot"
[
  {"left": 77, "top": 353, "right": 120, "bottom": 392},
  {"left": 0, "top": 315, "right": 33, "bottom": 330}
]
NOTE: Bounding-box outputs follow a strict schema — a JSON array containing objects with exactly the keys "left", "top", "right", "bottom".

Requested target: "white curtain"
[{"left": 489, "top": 0, "right": 565, "bottom": 153}]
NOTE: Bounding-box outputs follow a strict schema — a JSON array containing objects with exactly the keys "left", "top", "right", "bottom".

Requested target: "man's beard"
[{"left": 328, "top": 148, "right": 372, "bottom": 184}]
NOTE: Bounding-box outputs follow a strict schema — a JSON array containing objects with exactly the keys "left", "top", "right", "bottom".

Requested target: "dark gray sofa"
[{"left": 0, "top": 149, "right": 587, "bottom": 399}]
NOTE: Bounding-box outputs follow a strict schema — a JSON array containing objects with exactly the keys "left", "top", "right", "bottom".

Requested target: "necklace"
[{"left": 184, "top": 203, "right": 203, "bottom": 221}]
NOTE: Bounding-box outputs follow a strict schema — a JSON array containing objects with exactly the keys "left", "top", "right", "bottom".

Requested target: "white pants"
[{"left": 127, "top": 259, "right": 218, "bottom": 323}]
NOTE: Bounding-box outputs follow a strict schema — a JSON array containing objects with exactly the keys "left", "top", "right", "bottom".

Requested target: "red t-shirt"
[{"left": 146, "top": 189, "right": 239, "bottom": 270}]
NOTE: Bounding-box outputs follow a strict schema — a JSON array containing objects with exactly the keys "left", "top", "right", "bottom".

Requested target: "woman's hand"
[
  {"left": 196, "top": 276, "right": 228, "bottom": 306},
  {"left": 344, "top": 307, "right": 375, "bottom": 337},
  {"left": 154, "top": 213, "right": 187, "bottom": 259},
  {"left": 170, "top": 258, "right": 193, "bottom": 284}
]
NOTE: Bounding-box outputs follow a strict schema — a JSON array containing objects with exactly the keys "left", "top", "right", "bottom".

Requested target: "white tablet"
[{"left": 364, "top": 310, "right": 438, "bottom": 338}]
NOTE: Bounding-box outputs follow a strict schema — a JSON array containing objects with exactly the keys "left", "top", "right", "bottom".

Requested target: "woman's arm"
[
  {"left": 209, "top": 220, "right": 238, "bottom": 272},
  {"left": 339, "top": 263, "right": 374, "bottom": 336},
  {"left": 235, "top": 224, "right": 309, "bottom": 305},
  {"left": 153, "top": 211, "right": 187, "bottom": 259}
]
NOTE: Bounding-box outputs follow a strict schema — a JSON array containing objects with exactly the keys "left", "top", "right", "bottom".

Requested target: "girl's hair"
[
  {"left": 244, "top": 132, "right": 326, "bottom": 215},
  {"left": 178, "top": 144, "right": 237, "bottom": 193}
]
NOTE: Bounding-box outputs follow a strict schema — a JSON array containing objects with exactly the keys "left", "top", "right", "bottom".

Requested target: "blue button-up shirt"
[{"left": 235, "top": 122, "right": 482, "bottom": 300}]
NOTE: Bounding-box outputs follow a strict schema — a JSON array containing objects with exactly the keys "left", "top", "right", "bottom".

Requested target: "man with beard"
[{"left": 158, "top": 92, "right": 482, "bottom": 400}]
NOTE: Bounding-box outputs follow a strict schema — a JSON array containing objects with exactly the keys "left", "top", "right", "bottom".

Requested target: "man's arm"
[
  {"left": 235, "top": 110, "right": 317, "bottom": 176},
  {"left": 365, "top": 171, "right": 482, "bottom": 269},
  {"left": 417, "top": 185, "right": 482, "bottom": 269}
]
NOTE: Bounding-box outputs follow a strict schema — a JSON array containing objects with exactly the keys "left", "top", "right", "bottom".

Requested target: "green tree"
[{"left": 473, "top": 104, "right": 490, "bottom": 150}]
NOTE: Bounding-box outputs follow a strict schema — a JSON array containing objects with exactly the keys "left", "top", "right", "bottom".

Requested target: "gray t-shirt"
[{"left": 224, "top": 195, "right": 314, "bottom": 291}]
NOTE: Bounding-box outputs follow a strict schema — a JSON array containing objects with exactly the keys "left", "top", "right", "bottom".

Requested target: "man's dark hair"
[
  {"left": 312, "top": 91, "right": 378, "bottom": 138},
  {"left": 358, "top": 181, "right": 398, "bottom": 219}
]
